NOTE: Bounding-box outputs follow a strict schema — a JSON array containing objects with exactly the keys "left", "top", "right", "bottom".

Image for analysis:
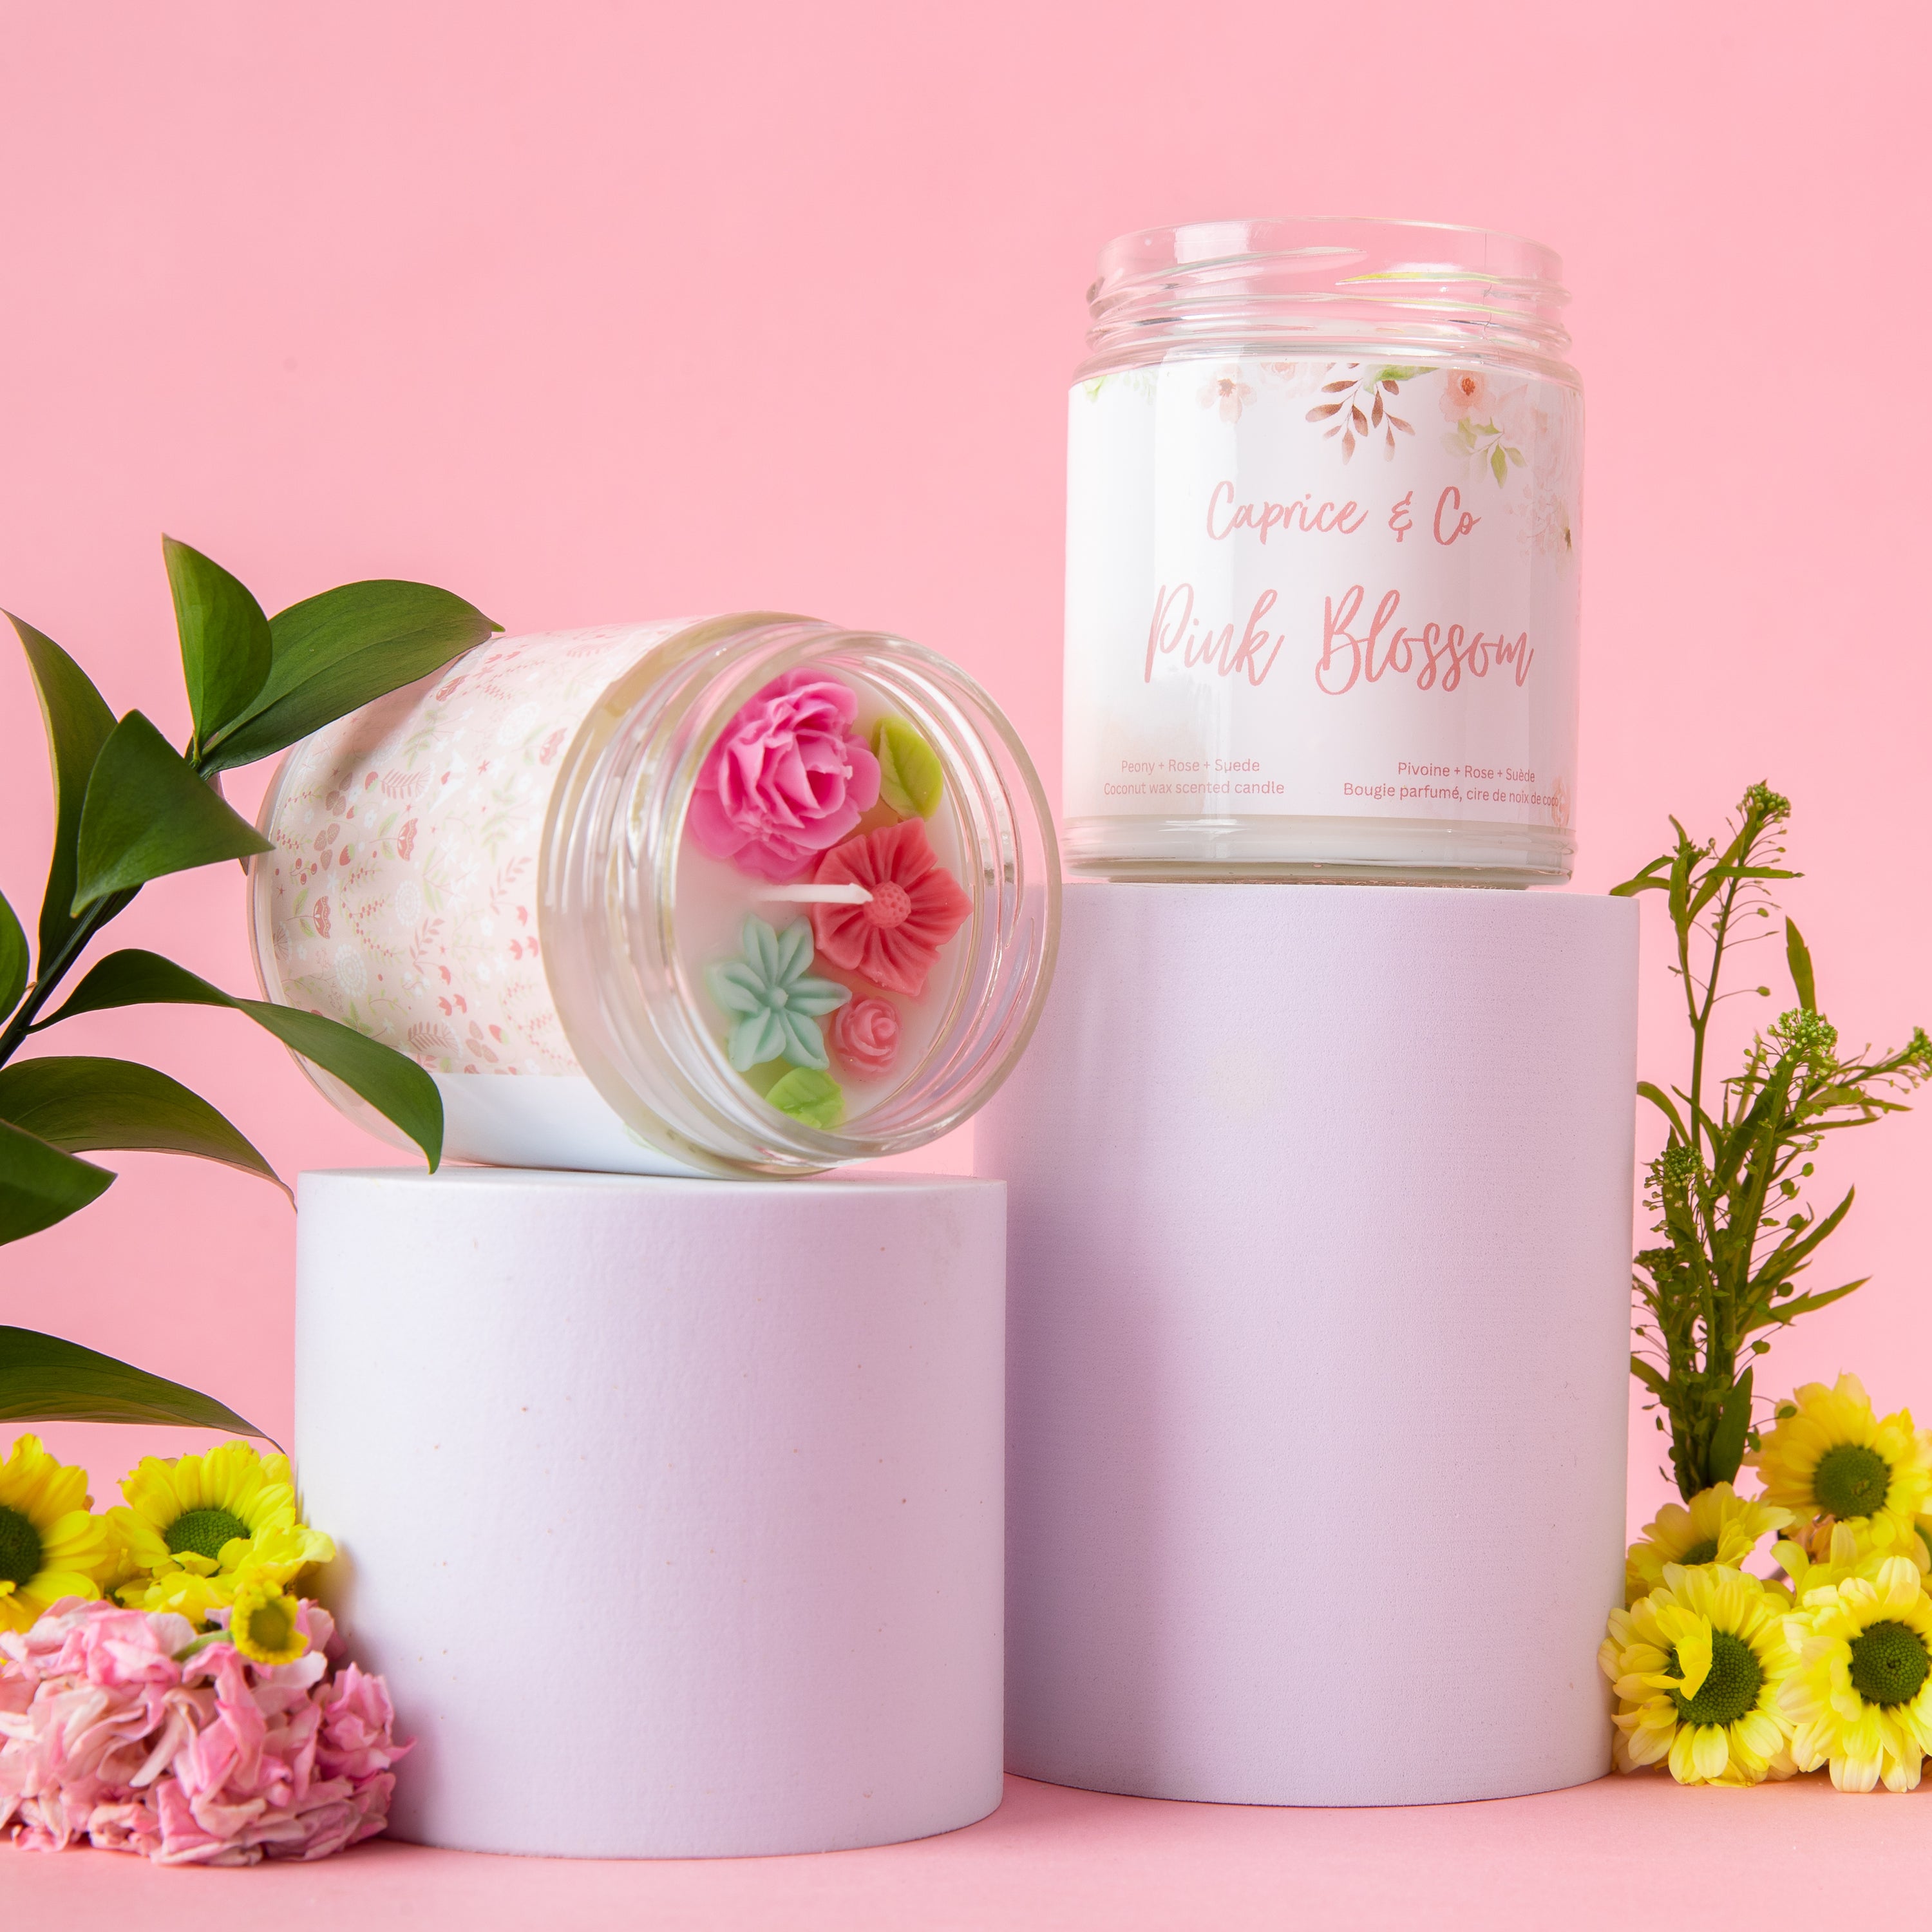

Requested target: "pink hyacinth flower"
[
  {"left": 687, "top": 669, "right": 882, "bottom": 881},
  {"left": 0, "top": 1596, "right": 406, "bottom": 1865},
  {"left": 810, "top": 819, "right": 972, "bottom": 998}
]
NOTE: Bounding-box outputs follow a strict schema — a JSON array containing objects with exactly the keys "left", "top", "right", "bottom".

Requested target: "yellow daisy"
[
  {"left": 1625, "top": 1482, "right": 1793, "bottom": 1604},
  {"left": 0, "top": 1434, "right": 116, "bottom": 1633},
  {"left": 1750, "top": 1375, "right": 1932, "bottom": 1558},
  {"left": 1600, "top": 1563, "right": 1797, "bottom": 1785},
  {"left": 108, "top": 1442, "right": 334, "bottom": 1623},
  {"left": 1783, "top": 1555, "right": 1932, "bottom": 1791},
  {"left": 229, "top": 1577, "right": 308, "bottom": 1667}
]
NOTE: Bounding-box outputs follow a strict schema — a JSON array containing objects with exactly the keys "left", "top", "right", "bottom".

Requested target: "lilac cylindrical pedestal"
[
  {"left": 295, "top": 1168, "right": 1005, "bottom": 1856},
  {"left": 977, "top": 883, "right": 1636, "bottom": 1806}
]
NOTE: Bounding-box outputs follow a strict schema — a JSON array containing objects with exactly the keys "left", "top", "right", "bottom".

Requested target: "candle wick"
[{"left": 752, "top": 882, "right": 874, "bottom": 905}]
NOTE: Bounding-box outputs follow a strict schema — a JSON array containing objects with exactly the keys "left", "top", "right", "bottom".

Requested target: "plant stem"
[{"left": 0, "top": 891, "right": 134, "bottom": 1066}]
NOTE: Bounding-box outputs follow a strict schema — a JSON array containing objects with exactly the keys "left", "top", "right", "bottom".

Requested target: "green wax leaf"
[
  {"left": 33, "top": 949, "right": 442, "bottom": 1170},
  {"left": 8, "top": 613, "right": 117, "bottom": 963},
  {"left": 0, "top": 1325, "right": 265, "bottom": 1435},
  {"left": 1785, "top": 918, "right": 1817, "bottom": 1014},
  {"left": 164, "top": 535, "right": 273, "bottom": 753},
  {"left": 0, "top": 888, "right": 26, "bottom": 1021},
  {"left": 0, "top": 1117, "right": 115, "bottom": 1244},
  {"left": 71, "top": 712, "right": 272, "bottom": 912},
  {"left": 765, "top": 1066, "right": 844, "bottom": 1130},
  {"left": 200, "top": 580, "right": 501, "bottom": 773},
  {"left": 0, "top": 1055, "right": 286, "bottom": 1196},
  {"left": 873, "top": 716, "right": 944, "bottom": 819}
]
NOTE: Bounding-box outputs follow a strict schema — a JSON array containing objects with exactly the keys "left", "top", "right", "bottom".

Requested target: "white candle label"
[
  {"left": 1063, "top": 359, "right": 1581, "bottom": 829},
  {"left": 259, "top": 623, "right": 685, "bottom": 1076}
]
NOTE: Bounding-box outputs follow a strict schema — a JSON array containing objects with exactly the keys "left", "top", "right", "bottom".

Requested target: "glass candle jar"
[
  {"left": 251, "top": 615, "right": 1058, "bottom": 1178},
  {"left": 1063, "top": 217, "right": 1582, "bottom": 884}
]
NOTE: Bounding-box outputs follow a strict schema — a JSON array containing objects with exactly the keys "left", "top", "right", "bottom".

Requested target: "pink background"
[{"left": 2, "top": 3, "right": 1926, "bottom": 1552}]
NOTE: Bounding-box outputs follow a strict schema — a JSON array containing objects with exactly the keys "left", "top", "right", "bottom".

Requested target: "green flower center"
[
  {"left": 1814, "top": 1443, "right": 1891, "bottom": 1519},
  {"left": 245, "top": 1597, "right": 294, "bottom": 1654},
  {"left": 0, "top": 1503, "right": 43, "bottom": 1589},
  {"left": 1849, "top": 1620, "right": 1931, "bottom": 1709},
  {"left": 1667, "top": 1631, "right": 1763, "bottom": 1727},
  {"left": 166, "top": 1507, "right": 252, "bottom": 1562},
  {"left": 1680, "top": 1539, "right": 1719, "bottom": 1566}
]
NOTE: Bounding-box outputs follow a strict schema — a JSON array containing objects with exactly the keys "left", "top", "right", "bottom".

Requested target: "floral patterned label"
[
  {"left": 256, "top": 623, "right": 687, "bottom": 1077},
  {"left": 1063, "top": 359, "right": 1581, "bottom": 832}
]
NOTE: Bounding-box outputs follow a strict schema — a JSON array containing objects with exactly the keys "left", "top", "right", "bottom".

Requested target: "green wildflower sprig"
[{"left": 1613, "top": 784, "right": 1931, "bottom": 1500}]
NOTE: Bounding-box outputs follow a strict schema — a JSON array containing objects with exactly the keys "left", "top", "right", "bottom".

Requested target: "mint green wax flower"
[{"left": 706, "top": 916, "right": 851, "bottom": 1072}]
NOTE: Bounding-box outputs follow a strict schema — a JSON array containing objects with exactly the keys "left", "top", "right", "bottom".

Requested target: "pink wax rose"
[
  {"left": 810, "top": 819, "right": 972, "bottom": 998},
  {"left": 688, "top": 669, "right": 882, "bottom": 881},
  {"left": 831, "top": 995, "right": 900, "bottom": 1074}
]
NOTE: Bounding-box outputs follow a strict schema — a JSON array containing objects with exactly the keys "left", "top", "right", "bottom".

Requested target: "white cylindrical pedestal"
[
  {"left": 976, "top": 884, "right": 1636, "bottom": 1806},
  {"left": 294, "top": 1168, "right": 1005, "bottom": 1857}
]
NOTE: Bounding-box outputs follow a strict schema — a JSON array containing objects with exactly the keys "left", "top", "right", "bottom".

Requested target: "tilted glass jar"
[
  {"left": 1063, "top": 217, "right": 1582, "bottom": 884},
  {"left": 251, "top": 615, "right": 1057, "bottom": 1178}
]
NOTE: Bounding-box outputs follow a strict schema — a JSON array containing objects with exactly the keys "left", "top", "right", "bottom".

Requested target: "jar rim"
[
  {"left": 542, "top": 616, "right": 1061, "bottom": 1177},
  {"left": 1083, "top": 215, "right": 1573, "bottom": 375}
]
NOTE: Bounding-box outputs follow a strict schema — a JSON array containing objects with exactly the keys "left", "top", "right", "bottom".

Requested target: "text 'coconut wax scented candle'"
[
  {"left": 251, "top": 616, "right": 1057, "bottom": 1177},
  {"left": 1063, "top": 217, "right": 1582, "bottom": 884}
]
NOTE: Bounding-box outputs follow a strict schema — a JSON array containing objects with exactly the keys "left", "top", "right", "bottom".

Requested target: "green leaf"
[
  {"left": 1629, "top": 1355, "right": 1671, "bottom": 1400},
  {"left": 873, "top": 716, "right": 945, "bottom": 819},
  {"left": 0, "top": 1055, "right": 287, "bottom": 1196},
  {"left": 0, "top": 1117, "right": 115, "bottom": 1243},
  {"left": 1785, "top": 917, "right": 1817, "bottom": 1013},
  {"left": 0, "top": 888, "right": 26, "bottom": 1022},
  {"left": 245, "top": 1003, "right": 442, "bottom": 1166},
  {"left": 766, "top": 1066, "right": 845, "bottom": 1130},
  {"left": 1489, "top": 444, "right": 1508, "bottom": 486},
  {"left": 163, "top": 535, "right": 273, "bottom": 753},
  {"left": 8, "top": 613, "right": 117, "bottom": 963},
  {"left": 35, "top": 949, "right": 442, "bottom": 1168},
  {"left": 1707, "top": 1368, "right": 1754, "bottom": 1486},
  {"left": 0, "top": 1325, "right": 266, "bottom": 1435},
  {"left": 1772, "top": 1280, "right": 1868, "bottom": 1323},
  {"left": 1636, "top": 1080, "right": 1689, "bottom": 1142},
  {"left": 200, "top": 580, "right": 501, "bottom": 773},
  {"left": 71, "top": 712, "right": 272, "bottom": 912}
]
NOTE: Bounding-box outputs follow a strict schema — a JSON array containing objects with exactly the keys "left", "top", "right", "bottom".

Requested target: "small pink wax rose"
[
  {"left": 811, "top": 819, "right": 972, "bottom": 998},
  {"left": 831, "top": 996, "right": 900, "bottom": 1074},
  {"left": 687, "top": 669, "right": 882, "bottom": 881}
]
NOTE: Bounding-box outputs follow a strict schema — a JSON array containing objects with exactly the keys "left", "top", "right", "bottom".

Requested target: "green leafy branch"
[
  {"left": 1, "top": 537, "right": 500, "bottom": 1432},
  {"left": 1612, "top": 782, "right": 1931, "bottom": 1499}
]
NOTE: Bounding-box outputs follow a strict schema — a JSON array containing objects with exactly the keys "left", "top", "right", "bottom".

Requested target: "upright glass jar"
[
  {"left": 251, "top": 615, "right": 1057, "bottom": 1178},
  {"left": 1063, "top": 217, "right": 1582, "bottom": 884}
]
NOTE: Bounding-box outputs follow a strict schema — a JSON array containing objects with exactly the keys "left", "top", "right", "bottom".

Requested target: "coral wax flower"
[
  {"left": 688, "top": 669, "right": 882, "bottom": 881},
  {"left": 0, "top": 1435, "right": 116, "bottom": 1634},
  {"left": 811, "top": 819, "right": 972, "bottom": 998}
]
